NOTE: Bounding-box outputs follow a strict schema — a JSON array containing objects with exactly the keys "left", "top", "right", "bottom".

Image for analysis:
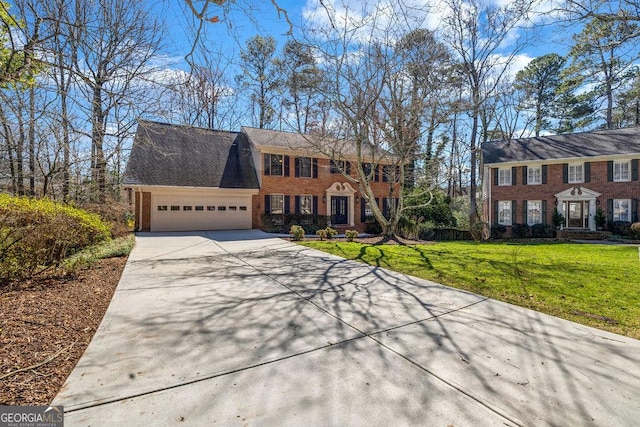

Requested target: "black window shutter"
[
  {"left": 493, "top": 168, "right": 498, "bottom": 186},
  {"left": 607, "top": 161, "right": 613, "bottom": 182},
  {"left": 382, "top": 165, "right": 389, "bottom": 183},
  {"left": 264, "top": 195, "right": 271, "bottom": 214},
  {"left": 284, "top": 195, "right": 290, "bottom": 214},
  {"left": 632, "top": 199, "right": 638, "bottom": 222},
  {"left": 542, "top": 200, "right": 547, "bottom": 225},
  {"left": 284, "top": 156, "right": 290, "bottom": 177},
  {"left": 542, "top": 165, "right": 547, "bottom": 184},
  {"left": 511, "top": 200, "right": 517, "bottom": 225},
  {"left": 375, "top": 165, "right": 380, "bottom": 182},
  {"left": 522, "top": 166, "right": 528, "bottom": 185},
  {"left": 375, "top": 197, "right": 380, "bottom": 209},
  {"left": 493, "top": 201, "right": 498, "bottom": 225},
  {"left": 562, "top": 164, "right": 568, "bottom": 183},
  {"left": 361, "top": 198, "right": 366, "bottom": 222},
  {"left": 607, "top": 199, "right": 613, "bottom": 222},
  {"left": 511, "top": 167, "right": 517, "bottom": 185},
  {"left": 584, "top": 162, "right": 590, "bottom": 182},
  {"left": 523, "top": 200, "right": 528, "bottom": 224},
  {"left": 632, "top": 159, "right": 639, "bottom": 181},
  {"left": 313, "top": 158, "right": 318, "bottom": 178},
  {"left": 313, "top": 196, "right": 318, "bottom": 215},
  {"left": 264, "top": 154, "right": 270, "bottom": 175},
  {"left": 382, "top": 198, "right": 389, "bottom": 218},
  {"left": 294, "top": 158, "right": 300, "bottom": 177},
  {"left": 346, "top": 161, "right": 351, "bottom": 175},
  {"left": 295, "top": 196, "right": 300, "bottom": 214}
]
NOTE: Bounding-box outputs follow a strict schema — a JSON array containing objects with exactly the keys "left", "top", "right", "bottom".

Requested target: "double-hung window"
[
  {"left": 614, "top": 161, "right": 630, "bottom": 182},
  {"left": 527, "top": 166, "right": 541, "bottom": 185},
  {"left": 297, "top": 157, "right": 312, "bottom": 178},
  {"left": 265, "top": 154, "right": 284, "bottom": 176},
  {"left": 613, "top": 199, "right": 631, "bottom": 221},
  {"left": 498, "top": 201, "right": 512, "bottom": 225},
  {"left": 299, "top": 195, "right": 312, "bottom": 215},
  {"left": 498, "top": 168, "right": 511, "bottom": 186},
  {"left": 527, "top": 200, "right": 542, "bottom": 225},
  {"left": 270, "top": 194, "right": 284, "bottom": 215},
  {"left": 568, "top": 163, "right": 584, "bottom": 183}
]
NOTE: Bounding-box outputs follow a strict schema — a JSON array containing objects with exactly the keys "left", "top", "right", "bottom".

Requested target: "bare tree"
[
  {"left": 301, "top": 1, "right": 455, "bottom": 239},
  {"left": 68, "top": 0, "right": 165, "bottom": 200},
  {"left": 440, "top": 0, "right": 534, "bottom": 227}
]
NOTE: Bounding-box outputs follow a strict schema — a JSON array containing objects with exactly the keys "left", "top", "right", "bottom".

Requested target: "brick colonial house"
[
  {"left": 123, "top": 121, "right": 398, "bottom": 232},
  {"left": 482, "top": 127, "right": 640, "bottom": 232}
]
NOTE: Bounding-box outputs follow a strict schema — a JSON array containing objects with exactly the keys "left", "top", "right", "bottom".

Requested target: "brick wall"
[
  {"left": 253, "top": 155, "right": 398, "bottom": 232},
  {"left": 488, "top": 160, "right": 640, "bottom": 224}
]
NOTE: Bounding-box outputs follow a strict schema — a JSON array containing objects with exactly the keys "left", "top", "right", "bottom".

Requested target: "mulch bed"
[{"left": 0, "top": 257, "right": 127, "bottom": 406}]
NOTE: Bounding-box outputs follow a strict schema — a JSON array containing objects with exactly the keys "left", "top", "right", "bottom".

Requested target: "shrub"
[
  {"left": 552, "top": 208, "right": 564, "bottom": 229},
  {"left": 491, "top": 224, "right": 507, "bottom": 239},
  {"left": 629, "top": 222, "right": 640, "bottom": 240},
  {"left": 512, "top": 223, "right": 530, "bottom": 239},
  {"left": 289, "top": 225, "right": 305, "bottom": 241},
  {"left": 470, "top": 221, "right": 488, "bottom": 241},
  {"left": 398, "top": 216, "right": 419, "bottom": 240},
  {"left": 608, "top": 221, "right": 632, "bottom": 237},
  {"left": 417, "top": 224, "right": 435, "bottom": 241},
  {"left": 345, "top": 230, "right": 359, "bottom": 242},
  {"left": 364, "top": 215, "right": 382, "bottom": 234},
  {"left": 325, "top": 227, "right": 338, "bottom": 239},
  {"left": 0, "top": 194, "right": 112, "bottom": 283},
  {"left": 316, "top": 229, "right": 328, "bottom": 240},
  {"left": 531, "top": 223, "right": 554, "bottom": 238}
]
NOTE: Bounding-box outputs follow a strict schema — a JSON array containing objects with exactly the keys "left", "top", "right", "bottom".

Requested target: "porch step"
[{"left": 557, "top": 230, "right": 612, "bottom": 240}]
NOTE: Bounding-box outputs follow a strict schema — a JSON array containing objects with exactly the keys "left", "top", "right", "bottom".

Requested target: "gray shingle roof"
[
  {"left": 482, "top": 127, "right": 640, "bottom": 164},
  {"left": 123, "top": 121, "right": 259, "bottom": 189}
]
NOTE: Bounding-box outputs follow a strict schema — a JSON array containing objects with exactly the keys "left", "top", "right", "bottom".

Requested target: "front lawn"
[{"left": 299, "top": 240, "right": 640, "bottom": 339}]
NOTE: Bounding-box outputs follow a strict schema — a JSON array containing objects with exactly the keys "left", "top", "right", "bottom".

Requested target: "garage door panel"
[{"left": 150, "top": 194, "right": 251, "bottom": 231}]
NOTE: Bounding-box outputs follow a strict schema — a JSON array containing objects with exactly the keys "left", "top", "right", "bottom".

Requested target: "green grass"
[{"left": 299, "top": 241, "right": 640, "bottom": 339}]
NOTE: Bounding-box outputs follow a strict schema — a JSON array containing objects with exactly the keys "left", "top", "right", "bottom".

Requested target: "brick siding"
[
  {"left": 488, "top": 160, "right": 640, "bottom": 225},
  {"left": 253, "top": 156, "right": 398, "bottom": 232}
]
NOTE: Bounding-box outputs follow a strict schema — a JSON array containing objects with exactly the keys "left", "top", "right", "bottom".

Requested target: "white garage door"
[{"left": 150, "top": 194, "right": 252, "bottom": 231}]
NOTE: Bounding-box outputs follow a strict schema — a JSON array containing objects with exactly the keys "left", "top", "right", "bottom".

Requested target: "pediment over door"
[
  {"left": 554, "top": 186, "right": 601, "bottom": 200},
  {"left": 326, "top": 182, "right": 357, "bottom": 195}
]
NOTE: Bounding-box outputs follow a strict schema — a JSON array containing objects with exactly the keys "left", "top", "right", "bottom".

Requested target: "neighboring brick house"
[
  {"left": 123, "top": 121, "right": 398, "bottom": 232},
  {"left": 482, "top": 127, "right": 640, "bottom": 232}
]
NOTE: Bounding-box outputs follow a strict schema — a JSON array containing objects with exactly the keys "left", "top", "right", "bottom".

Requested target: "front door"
[
  {"left": 331, "top": 196, "right": 348, "bottom": 225},
  {"left": 566, "top": 201, "right": 589, "bottom": 228}
]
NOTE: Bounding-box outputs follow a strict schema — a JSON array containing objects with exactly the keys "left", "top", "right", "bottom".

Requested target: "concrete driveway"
[{"left": 53, "top": 230, "right": 640, "bottom": 426}]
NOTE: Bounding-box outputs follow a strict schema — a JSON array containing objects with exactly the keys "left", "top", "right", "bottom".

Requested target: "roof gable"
[
  {"left": 483, "top": 127, "right": 640, "bottom": 164},
  {"left": 123, "top": 121, "right": 259, "bottom": 189}
]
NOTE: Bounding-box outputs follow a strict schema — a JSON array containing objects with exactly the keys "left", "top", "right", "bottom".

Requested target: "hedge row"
[{"left": 0, "top": 194, "right": 111, "bottom": 283}]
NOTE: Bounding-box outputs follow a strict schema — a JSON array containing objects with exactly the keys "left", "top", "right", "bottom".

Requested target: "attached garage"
[
  {"left": 148, "top": 189, "right": 254, "bottom": 232},
  {"left": 123, "top": 121, "right": 260, "bottom": 232}
]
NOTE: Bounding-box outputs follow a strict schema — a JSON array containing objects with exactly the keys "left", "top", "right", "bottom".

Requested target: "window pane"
[
  {"left": 498, "top": 168, "right": 511, "bottom": 185},
  {"left": 613, "top": 199, "right": 630, "bottom": 221},
  {"left": 271, "top": 195, "right": 284, "bottom": 214},
  {"left": 527, "top": 201, "right": 542, "bottom": 225},
  {"left": 300, "top": 195, "right": 312, "bottom": 214},
  {"left": 528, "top": 167, "right": 541, "bottom": 184},
  {"left": 498, "top": 201, "right": 511, "bottom": 225},
  {"left": 299, "top": 157, "right": 312, "bottom": 177},
  {"left": 568, "top": 164, "right": 583, "bottom": 183},
  {"left": 270, "top": 154, "right": 283, "bottom": 176}
]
